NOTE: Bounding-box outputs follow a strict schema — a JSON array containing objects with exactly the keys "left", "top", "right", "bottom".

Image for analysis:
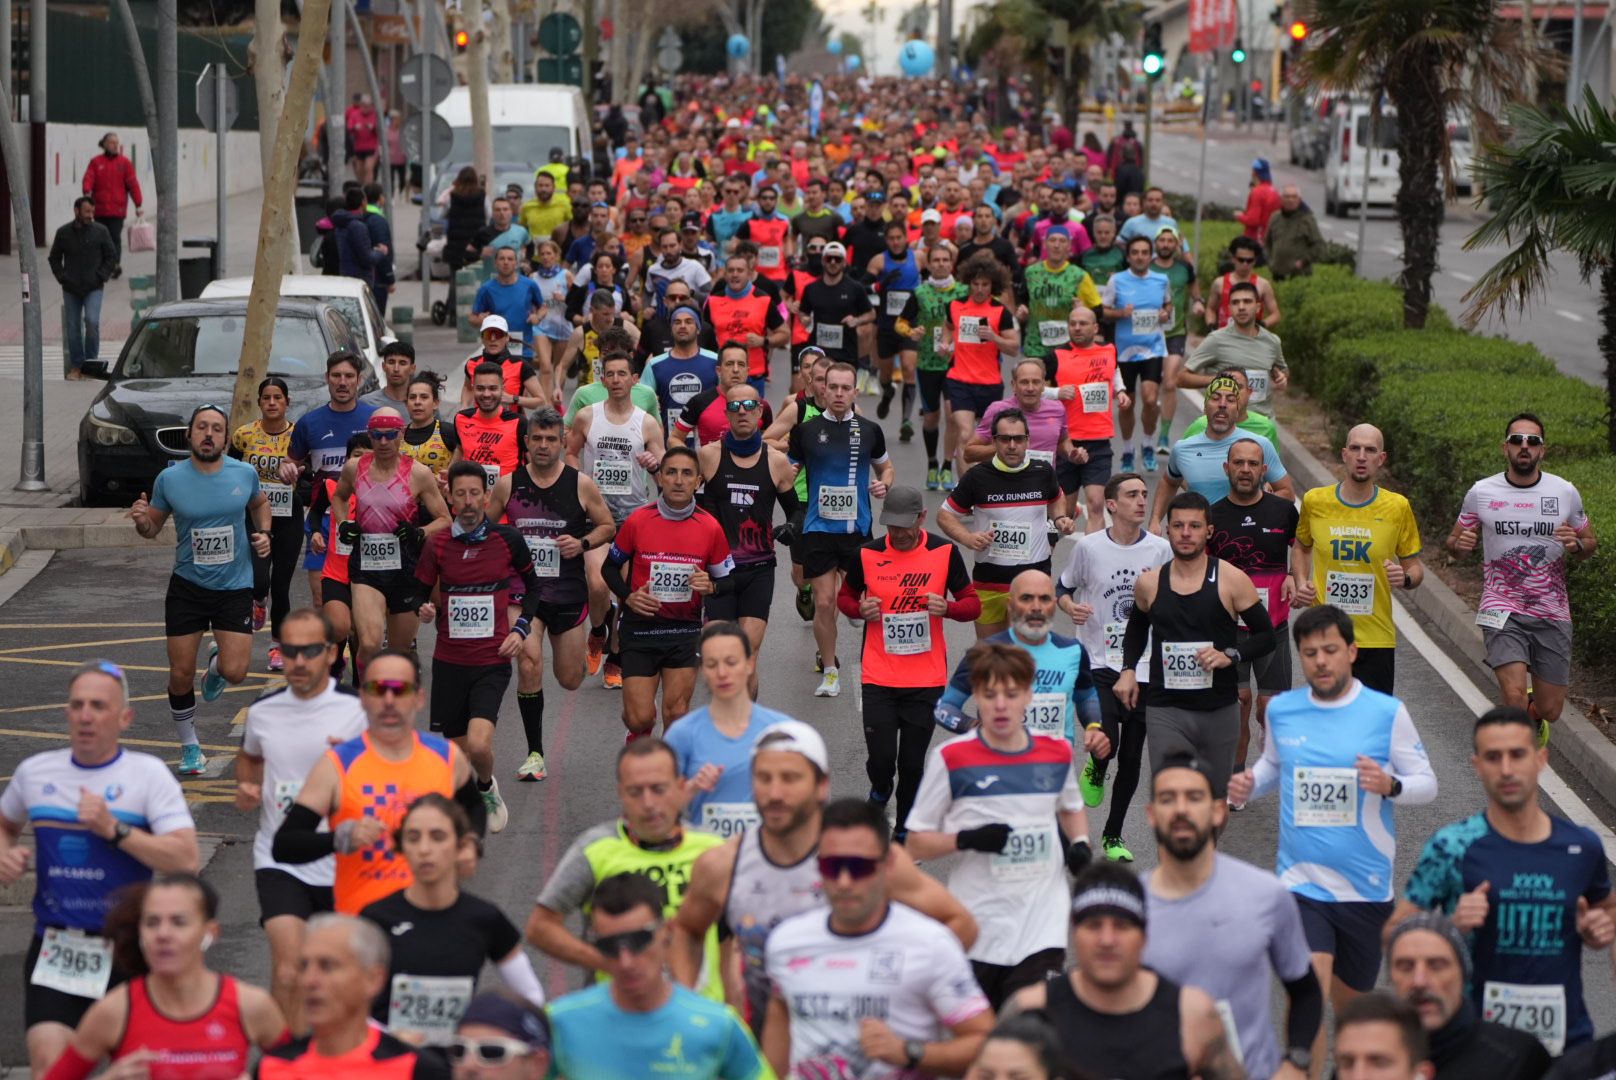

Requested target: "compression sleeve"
[
  {"left": 42, "top": 1044, "right": 96, "bottom": 1080},
  {"left": 456, "top": 778, "right": 489, "bottom": 837},
  {"left": 1387, "top": 704, "right": 1439, "bottom": 805},
  {"left": 1236, "top": 597, "right": 1276, "bottom": 662},
  {"left": 776, "top": 482, "right": 801, "bottom": 519},
  {"left": 1283, "top": 968, "right": 1325, "bottom": 1059},
  {"left": 272, "top": 804, "right": 336, "bottom": 864},
  {"left": 601, "top": 554, "right": 633, "bottom": 601},
  {"left": 1074, "top": 683, "right": 1102, "bottom": 731},
  {"left": 939, "top": 654, "right": 972, "bottom": 712},
  {"left": 1120, "top": 602, "right": 1151, "bottom": 670},
  {"left": 496, "top": 951, "right": 547, "bottom": 1009}
]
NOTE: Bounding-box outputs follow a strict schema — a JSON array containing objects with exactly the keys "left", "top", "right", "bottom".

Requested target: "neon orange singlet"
[{"left": 328, "top": 731, "right": 457, "bottom": 914}]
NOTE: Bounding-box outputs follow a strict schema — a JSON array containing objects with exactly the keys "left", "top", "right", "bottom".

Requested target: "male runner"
[
  {"left": 866, "top": 220, "right": 921, "bottom": 424},
  {"left": 558, "top": 291, "right": 641, "bottom": 393},
  {"left": 470, "top": 247, "right": 546, "bottom": 365},
  {"left": 895, "top": 243, "right": 968, "bottom": 484},
  {"left": 130, "top": 404, "right": 272, "bottom": 775},
  {"left": 453, "top": 363, "right": 529, "bottom": 490},
  {"left": 1207, "top": 236, "right": 1281, "bottom": 330},
  {"left": 731, "top": 185, "right": 794, "bottom": 286},
  {"left": 1150, "top": 227, "right": 1203, "bottom": 456},
  {"left": 702, "top": 255, "right": 787, "bottom": 396},
  {"left": 794, "top": 241, "right": 872, "bottom": 379},
  {"left": 1051, "top": 305, "right": 1129, "bottom": 529},
  {"left": 361, "top": 339, "right": 419, "bottom": 410},
  {"left": 675, "top": 343, "right": 776, "bottom": 447},
  {"left": 961, "top": 360, "right": 1079, "bottom": 474},
  {"left": 1154, "top": 377, "right": 1292, "bottom": 532},
  {"left": 640, "top": 305, "right": 720, "bottom": 436},
  {"left": 457, "top": 316, "right": 546, "bottom": 412},
  {"left": 1182, "top": 281, "right": 1289, "bottom": 420},
  {"left": 1101, "top": 235, "right": 1172, "bottom": 473},
  {"left": 1017, "top": 225, "right": 1101, "bottom": 380}
]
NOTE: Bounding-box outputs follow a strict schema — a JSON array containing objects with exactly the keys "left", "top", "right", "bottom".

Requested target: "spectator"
[
  {"left": 345, "top": 93, "right": 380, "bottom": 186},
  {"left": 361, "top": 183, "right": 394, "bottom": 315},
  {"left": 1237, "top": 158, "right": 1282, "bottom": 246},
  {"left": 81, "top": 131, "right": 143, "bottom": 278},
  {"left": 331, "top": 187, "right": 377, "bottom": 286},
  {"left": 47, "top": 196, "right": 116, "bottom": 380},
  {"left": 385, "top": 110, "right": 405, "bottom": 194},
  {"left": 1265, "top": 185, "right": 1326, "bottom": 280}
]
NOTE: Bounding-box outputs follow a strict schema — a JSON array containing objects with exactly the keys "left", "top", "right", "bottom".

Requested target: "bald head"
[
  {"left": 724, "top": 381, "right": 765, "bottom": 440},
  {"left": 1342, "top": 424, "right": 1388, "bottom": 483},
  {"left": 1281, "top": 185, "right": 1302, "bottom": 210}
]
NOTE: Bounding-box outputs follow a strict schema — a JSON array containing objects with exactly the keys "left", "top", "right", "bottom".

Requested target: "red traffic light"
[
  {"left": 1288, "top": 20, "right": 1308, "bottom": 41},
  {"left": 455, "top": 29, "right": 469, "bottom": 49}
]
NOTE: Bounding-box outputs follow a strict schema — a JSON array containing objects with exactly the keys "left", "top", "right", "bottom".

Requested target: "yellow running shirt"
[{"left": 1295, "top": 484, "right": 1422, "bottom": 649}]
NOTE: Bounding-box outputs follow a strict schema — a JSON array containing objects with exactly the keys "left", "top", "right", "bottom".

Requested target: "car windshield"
[
  {"left": 119, "top": 313, "right": 329, "bottom": 378},
  {"left": 447, "top": 125, "right": 569, "bottom": 169},
  {"left": 317, "top": 296, "right": 369, "bottom": 343}
]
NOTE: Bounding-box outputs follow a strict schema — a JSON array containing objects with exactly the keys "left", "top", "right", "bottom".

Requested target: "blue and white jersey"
[
  {"left": 1168, "top": 428, "right": 1286, "bottom": 504},
  {"left": 1100, "top": 269, "right": 1171, "bottom": 364},
  {"left": 639, "top": 348, "right": 719, "bottom": 436},
  {"left": 151, "top": 456, "right": 261, "bottom": 592},
  {"left": 786, "top": 412, "right": 890, "bottom": 537},
  {"left": 0, "top": 748, "right": 194, "bottom": 933},
  {"left": 289, "top": 401, "right": 378, "bottom": 481},
  {"left": 1251, "top": 681, "right": 1436, "bottom": 903},
  {"left": 939, "top": 629, "right": 1100, "bottom": 744}
]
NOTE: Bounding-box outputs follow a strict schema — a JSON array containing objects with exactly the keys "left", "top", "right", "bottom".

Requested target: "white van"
[
  {"left": 1323, "top": 100, "right": 1400, "bottom": 217},
  {"left": 435, "top": 83, "right": 592, "bottom": 176}
]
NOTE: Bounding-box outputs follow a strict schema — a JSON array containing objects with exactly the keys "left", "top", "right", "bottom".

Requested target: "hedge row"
[{"left": 1267, "top": 263, "right": 1616, "bottom": 663}]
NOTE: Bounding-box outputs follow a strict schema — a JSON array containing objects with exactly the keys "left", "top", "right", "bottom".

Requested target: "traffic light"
[
  {"left": 454, "top": 28, "right": 469, "bottom": 51},
  {"left": 1142, "top": 22, "right": 1165, "bottom": 79},
  {"left": 1231, "top": 38, "right": 1247, "bottom": 65},
  {"left": 1289, "top": 20, "right": 1308, "bottom": 42}
]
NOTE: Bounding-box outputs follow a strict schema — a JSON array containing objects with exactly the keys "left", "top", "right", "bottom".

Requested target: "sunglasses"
[
  {"left": 482, "top": 330, "right": 509, "bottom": 338},
  {"left": 823, "top": 255, "right": 844, "bottom": 263},
  {"left": 361, "top": 679, "right": 417, "bottom": 697},
  {"left": 594, "top": 924, "right": 659, "bottom": 957},
  {"left": 1233, "top": 256, "right": 1256, "bottom": 264},
  {"left": 448, "top": 1037, "right": 535, "bottom": 1066},
  {"left": 726, "top": 399, "right": 762, "bottom": 413},
  {"left": 367, "top": 428, "right": 401, "bottom": 441},
  {"left": 279, "top": 642, "right": 330, "bottom": 661},
  {"left": 817, "top": 854, "right": 881, "bottom": 881},
  {"left": 1506, "top": 433, "right": 1545, "bottom": 447},
  {"left": 994, "top": 433, "right": 1028, "bottom": 443}
]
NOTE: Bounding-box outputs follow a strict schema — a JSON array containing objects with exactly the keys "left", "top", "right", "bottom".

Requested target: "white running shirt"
[{"left": 1059, "top": 527, "right": 1173, "bottom": 677}]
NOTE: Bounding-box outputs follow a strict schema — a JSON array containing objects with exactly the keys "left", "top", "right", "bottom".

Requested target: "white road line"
[
  {"left": 1392, "top": 600, "right": 1616, "bottom": 864},
  {"left": 1557, "top": 309, "right": 1587, "bottom": 323},
  {"left": 1449, "top": 270, "right": 1476, "bottom": 284},
  {"left": 1379, "top": 246, "right": 1400, "bottom": 257}
]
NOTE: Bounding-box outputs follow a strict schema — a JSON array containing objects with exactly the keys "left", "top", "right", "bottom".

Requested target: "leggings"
[
  {"left": 252, "top": 507, "right": 306, "bottom": 640},
  {"left": 861, "top": 683, "right": 941, "bottom": 835},
  {"left": 1092, "top": 669, "right": 1148, "bottom": 839}
]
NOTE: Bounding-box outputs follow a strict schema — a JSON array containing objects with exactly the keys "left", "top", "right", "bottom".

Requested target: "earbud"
[{"left": 202, "top": 933, "right": 215, "bottom": 950}]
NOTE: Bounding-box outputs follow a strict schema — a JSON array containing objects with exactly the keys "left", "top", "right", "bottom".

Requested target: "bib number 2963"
[{"left": 31, "top": 929, "right": 112, "bottom": 1000}]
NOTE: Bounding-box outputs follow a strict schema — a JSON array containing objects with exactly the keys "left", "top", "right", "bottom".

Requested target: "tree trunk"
[
  {"left": 1603, "top": 262, "right": 1616, "bottom": 454},
  {"left": 110, "top": 0, "right": 160, "bottom": 160},
  {"left": 488, "top": 0, "right": 514, "bottom": 83},
  {"left": 467, "top": 0, "right": 494, "bottom": 189},
  {"left": 232, "top": 0, "right": 334, "bottom": 432},
  {"left": 625, "top": 3, "right": 654, "bottom": 110},
  {"left": 253, "top": 0, "right": 298, "bottom": 274},
  {"left": 155, "top": 0, "right": 180, "bottom": 301},
  {"left": 1392, "top": 55, "right": 1442, "bottom": 330}
]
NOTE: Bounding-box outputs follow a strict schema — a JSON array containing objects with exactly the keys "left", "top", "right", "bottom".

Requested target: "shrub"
[
  {"left": 1160, "top": 190, "right": 1240, "bottom": 225},
  {"left": 1558, "top": 458, "right": 1616, "bottom": 665}
]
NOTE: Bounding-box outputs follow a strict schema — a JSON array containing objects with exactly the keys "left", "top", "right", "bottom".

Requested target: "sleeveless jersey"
[
  {"left": 747, "top": 216, "right": 791, "bottom": 280},
  {"left": 504, "top": 465, "right": 590, "bottom": 603},
  {"left": 1044, "top": 970, "right": 1190, "bottom": 1079},
  {"left": 328, "top": 732, "right": 457, "bottom": 914},
  {"left": 705, "top": 290, "right": 774, "bottom": 377},
  {"left": 579, "top": 403, "right": 652, "bottom": 525},
  {"left": 320, "top": 479, "right": 354, "bottom": 585},
  {"left": 787, "top": 269, "right": 816, "bottom": 346},
  {"left": 453, "top": 408, "right": 526, "bottom": 489},
  {"left": 701, "top": 445, "right": 778, "bottom": 568},
  {"left": 946, "top": 297, "right": 1010, "bottom": 386},
  {"left": 578, "top": 317, "right": 626, "bottom": 386},
  {"left": 461, "top": 352, "right": 532, "bottom": 400},
  {"left": 115, "top": 975, "right": 252, "bottom": 1080},
  {"left": 726, "top": 830, "right": 823, "bottom": 1033},
  {"left": 874, "top": 249, "right": 920, "bottom": 328},
  {"left": 1149, "top": 560, "right": 1238, "bottom": 709},
  {"left": 353, "top": 455, "right": 417, "bottom": 535},
  {"left": 400, "top": 419, "right": 455, "bottom": 478},
  {"left": 1054, "top": 343, "right": 1122, "bottom": 441}
]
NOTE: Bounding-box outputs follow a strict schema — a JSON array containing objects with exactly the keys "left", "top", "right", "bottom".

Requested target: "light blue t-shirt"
[
  {"left": 488, "top": 223, "right": 531, "bottom": 252},
  {"left": 1101, "top": 269, "right": 1172, "bottom": 363},
  {"left": 1167, "top": 428, "right": 1285, "bottom": 503},
  {"left": 151, "top": 457, "right": 261, "bottom": 591},
  {"left": 663, "top": 703, "right": 796, "bottom": 836},
  {"left": 472, "top": 277, "right": 546, "bottom": 357},
  {"left": 939, "top": 629, "right": 1099, "bottom": 744},
  {"left": 547, "top": 982, "right": 770, "bottom": 1080},
  {"left": 1119, "top": 212, "right": 1183, "bottom": 247}
]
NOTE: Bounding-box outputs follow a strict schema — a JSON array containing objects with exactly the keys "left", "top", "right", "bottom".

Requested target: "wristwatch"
[
  {"left": 1387, "top": 777, "right": 1404, "bottom": 799},
  {"left": 1223, "top": 646, "right": 1243, "bottom": 664},
  {"left": 111, "top": 821, "right": 132, "bottom": 848},
  {"left": 903, "top": 1041, "right": 925, "bottom": 1069},
  {"left": 579, "top": 537, "right": 592, "bottom": 553},
  {"left": 1285, "top": 1047, "right": 1312, "bottom": 1071}
]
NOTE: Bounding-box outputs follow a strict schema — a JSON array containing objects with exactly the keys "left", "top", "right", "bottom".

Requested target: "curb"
[
  {"left": 0, "top": 516, "right": 175, "bottom": 580},
  {"left": 1272, "top": 422, "right": 1616, "bottom": 803}
]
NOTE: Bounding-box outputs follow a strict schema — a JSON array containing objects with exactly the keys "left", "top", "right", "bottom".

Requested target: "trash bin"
[
  {"left": 295, "top": 187, "right": 329, "bottom": 256},
  {"left": 179, "top": 238, "right": 217, "bottom": 298}
]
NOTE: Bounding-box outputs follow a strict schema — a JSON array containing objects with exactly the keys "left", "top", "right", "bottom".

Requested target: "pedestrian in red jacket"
[
  {"left": 1236, "top": 157, "right": 1281, "bottom": 249},
  {"left": 81, "top": 132, "right": 143, "bottom": 278}
]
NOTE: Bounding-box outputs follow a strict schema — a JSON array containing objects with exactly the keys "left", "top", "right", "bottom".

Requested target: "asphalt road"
[{"left": 1149, "top": 128, "right": 1605, "bottom": 388}]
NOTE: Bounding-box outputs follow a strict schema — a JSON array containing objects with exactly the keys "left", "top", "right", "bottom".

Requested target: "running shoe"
[
  {"left": 1141, "top": 445, "right": 1157, "bottom": 473},
  {"left": 796, "top": 584, "right": 814, "bottom": 622},
  {"left": 867, "top": 788, "right": 891, "bottom": 806},
  {"left": 178, "top": 744, "right": 207, "bottom": 777},
  {"left": 814, "top": 668, "right": 841, "bottom": 697},
  {"left": 517, "top": 751, "right": 548, "bottom": 782},
  {"left": 482, "top": 778, "right": 510, "bottom": 833},
  {"left": 603, "top": 657, "right": 623, "bottom": 690},
  {"left": 267, "top": 645, "right": 284, "bottom": 673},
  {"left": 200, "top": 644, "right": 227, "bottom": 702},
  {"left": 926, "top": 466, "right": 940, "bottom": 491},
  {"left": 1120, "top": 451, "right": 1135, "bottom": 473},
  {"left": 940, "top": 464, "right": 956, "bottom": 492},
  {"left": 877, "top": 382, "right": 895, "bottom": 419},
  {"left": 899, "top": 420, "right": 914, "bottom": 443},
  {"left": 1079, "top": 759, "right": 1107, "bottom": 808},
  {"left": 252, "top": 600, "right": 267, "bottom": 632},
  {"left": 1157, "top": 434, "right": 1171, "bottom": 454},
  {"left": 1102, "top": 836, "right": 1134, "bottom": 862},
  {"left": 586, "top": 630, "right": 606, "bottom": 676}
]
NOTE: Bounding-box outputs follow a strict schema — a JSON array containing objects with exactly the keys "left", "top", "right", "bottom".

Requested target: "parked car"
[
  {"left": 78, "top": 298, "right": 376, "bottom": 506},
  {"left": 1448, "top": 114, "right": 1474, "bottom": 196},
  {"left": 1324, "top": 100, "right": 1401, "bottom": 216},
  {"left": 201, "top": 275, "right": 394, "bottom": 375}
]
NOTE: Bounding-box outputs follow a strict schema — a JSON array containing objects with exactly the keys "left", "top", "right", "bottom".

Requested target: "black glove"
[
  {"left": 773, "top": 519, "right": 798, "bottom": 548},
  {"left": 337, "top": 519, "right": 360, "bottom": 547},
  {"left": 1065, "top": 838, "right": 1093, "bottom": 875},
  {"left": 394, "top": 521, "right": 424, "bottom": 547},
  {"left": 956, "top": 823, "right": 1012, "bottom": 854}
]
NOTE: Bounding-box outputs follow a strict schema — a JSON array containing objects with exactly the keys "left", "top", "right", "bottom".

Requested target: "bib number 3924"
[
  {"left": 1292, "top": 766, "right": 1358, "bottom": 827},
  {"left": 31, "top": 929, "right": 112, "bottom": 1000}
]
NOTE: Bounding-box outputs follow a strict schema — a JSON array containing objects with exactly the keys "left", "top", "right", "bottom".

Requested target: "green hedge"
[{"left": 1559, "top": 458, "right": 1616, "bottom": 662}]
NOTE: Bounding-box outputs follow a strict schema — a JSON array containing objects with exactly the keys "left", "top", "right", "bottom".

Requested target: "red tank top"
[
  {"left": 706, "top": 291, "right": 774, "bottom": 377},
  {"left": 321, "top": 479, "right": 354, "bottom": 585},
  {"left": 747, "top": 218, "right": 791, "bottom": 280},
  {"left": 115, "top": 975, "right": 251, "bottom": 1080},
  {"left": 947, "top": 297, "right": 1006, "bottom": 386}
]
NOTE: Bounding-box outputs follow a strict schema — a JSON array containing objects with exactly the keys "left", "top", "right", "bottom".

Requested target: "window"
[{"left": 120, "top": 314, "right": 330, "bottom": 378}]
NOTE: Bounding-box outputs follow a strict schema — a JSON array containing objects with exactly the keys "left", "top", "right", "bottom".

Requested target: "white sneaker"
[
  {"left": 815, "top": 668, "right": 841, "bottom": 698},
  {"left": 483, "top": 777, "right": 510, "bottom": 833}
]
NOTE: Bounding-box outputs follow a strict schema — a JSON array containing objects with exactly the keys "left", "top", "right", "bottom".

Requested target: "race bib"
[
  {"left": 273, "top": 779, "right": 303, "bottom": 814},
  {"left": 758, "top": 245, "right": 782, "bottom": 268},
  {"left": 190, "top": 525, "right": 235, "bottom": 566},
  {"left": 388, "top": 974, "right": 474, "bottom": 1047},
  {"left": 1038, "top": 320, "right": 1069, "bottom": 346},
  {"left": 815, "top": 322, "right": 844, "bottom": 350},
  {"left": 1103, "top": 621, "right": 1127, "bottom": 670},
  {"left": 361, "top": 532, "right": 402, "bottom": 572},
  {"left": 990, "top": 826, "right": 1055, "bottom": 881},
  {"left": 932, "top": 326, "right": 946, "bottom": 353},
  {"left": 817, "top": 485, "right": 857, "bottom": 522},
  {"left": 1130, "top": 309, "right": 1160, "bottom": 335},
  {"left": 1476, "top": 609, "right": 1510, "bottom": 630},
  {"left": 649, "top": 560, "right": 693, "bottom": 603},
  {"left": 1079, "top": 382, "right": 1111, "bottom": 414},
  {"left": 480, "top": 462, "right": 502, "bottom": 489},
  {"left": 30, "top": 929, "right": 113, "bottom": 1000},
  {"left": 957, "top": 317, "right": 985, "bottom": 344},
  {"left": 701, "top": 801, "right": 761, "bottom": 839},
  {"left": 593, "top": 457, "right": 632, "bottom": 496},
  {"left": 1161, "top": 641, "right": 1213, "bottom": 690},
  {"left": 885, "top": 290, "right": 911, "bottom": 316},
  {"left": 1027, "top": 449, "right": 1055, "bottom": 468},
  {"left": 333, "top": 528, "right": 353, "bottom": 557},
  {"left": 1025, "top": 692, "right": 1066, "bottom": 736},
  {"left": 446, "top": 594, "right": 495, "bottom": 639},
  {"left": 525, "top": 536, "right": 560, "bottom": 578},
  {"left": 882, "top": 611, "right": 932, "bottom": 656},
  {"left": 1484, "top": 981, "right": 1566, "bottom": 1056},
  {"left": 1324, "top": 570, "right": 1374, "bottom": 616},
  {"left": 988, "top": 519, "right": 1033, "bottom": 562},
  {"left": 263, "top": 482, "right": 294, "bottom": 518},
  {"left": 1292, "top": 766, "right": 1358, "bottom": 827},
  {"left": 1245, "top": 368, "right": 1271, "bottom": 402}
]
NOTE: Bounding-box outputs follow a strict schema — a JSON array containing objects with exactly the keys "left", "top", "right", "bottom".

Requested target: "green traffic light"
[
  {"left": 1142, "top": 54, "right": 1164, "bottom": 76},
  {"left": 1231, "top": 47, "right": 1246, "bottom": 63}
]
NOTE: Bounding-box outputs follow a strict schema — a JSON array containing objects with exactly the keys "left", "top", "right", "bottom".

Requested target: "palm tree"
[
  {"left": 1299, "top": 1, "right": 1552, "bottom": 329},
  {"left": 1462, "top": 88, "right": 1616, "bottom": 451},
  {"left": 963, "top": 0, "right": 1134, "bottom": 123}
]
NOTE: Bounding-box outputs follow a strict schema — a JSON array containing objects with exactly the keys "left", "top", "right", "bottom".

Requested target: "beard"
[{"left": 1154, "top": 818, "right": 1212, "bottom": 861}]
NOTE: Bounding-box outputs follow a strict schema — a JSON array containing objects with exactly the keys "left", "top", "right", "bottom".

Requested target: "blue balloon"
[
  {"left": 727, "top": 33, "right": 750, "bottom": 59},
  {"left": 845, "top": 53, "right": 861, "bottom": 71},
  {"left": 899, "top": 40, "right": 934, "bottom": 77},
  {"left": 827, "top": 37, "right": 844, "bottom": 55}
]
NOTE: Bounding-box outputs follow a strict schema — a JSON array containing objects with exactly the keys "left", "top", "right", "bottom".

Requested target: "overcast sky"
[{"left": 817, "top": 0, "right": 985, "bottom": 78}]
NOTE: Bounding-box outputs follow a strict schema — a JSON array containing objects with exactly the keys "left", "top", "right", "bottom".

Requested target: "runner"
[
  {"left": 762, "top": 798, "right": 994, "bottom": 1077},
  {"left": 644, "top": 228, "right": 714, "bottom": 311},
  {"left": 908, "top": 643, "right": 1092, "bottom": 1010},
  {"left": 410, "top": 460, "right": 546, "bottom": 830},
  {"left": 895, "top": 243, "right": 968, "bottom": 487},
  {"left": 359, "top": 796, "right": 542, "bottom": 1045},
  {"left": 941, "top": 254, "right": 1019, "bottom": 488},
  {"left": 449, "top": 994, "right": 553, "bottom": 1080},
  {"left": 470, "top": 248, "right": 546, "bottom": 368},
  {"left": 866, "top": 220, "right": 922, "bottom": 425},
  {"left": 1293, "top": 423, "right": 1425, "bottom": 695},
  {"left": 488, "top": 409, "right": 617, "bottom": 782},
  {"left": 453, "top": 363, "right": 530, "bottom": 492},
  {"left": 1227, "top": 605, "right": 1438, "bottom": 1068},
  {"left": 1113, "top": 490, "right": 1274, "bottom": 798},
  {"left": 1016, "top": 225, "right": 1101, "bottom": 381},
  {"left": 794, "top": 241, "right": 872, "bottom": 383},
  {"left": 527, "top": 738, "right": 728, "bottom": 999},
  {"left": 231, "top": 377, "right": 301, "bottom": 672},
  {"left": 41, "top": 875, "right": 285, "bottom": 1080},
  {"left": 361, "top": 340, "right": 419, "bottom": 411},
  {"left": 1447, "top": 413, "right": 1597, "bottom": 744},
  {"left": 937, "top": 407, "right": 1073, "bottom": 639},
  {"left": 1153, "top": 377, "right": 1291, "bottom": 532},
  {"left": 400, "top": 372, "right": 459, "bottom": 483},
  {"left": 788, "top": 360, "right": 894, "bottom": 696},
  {"left": 255, "top": 915, "right": 450, "bottom": 1080},
  {"left": 1331, "top": 995, "right": 1429, "bottom": 1080},
  {"left": 1078, "top": 214, "right": 1126, "bottom": 287},
  {"left": 1150, "top": 227, "right": 1202, "bottom": 456},
  {"left": 640, "top": 305, "right": 720, "bottom": 437},
  {"left": 700, "top": 257, "right": 787, "bottom": 397},
  {"left": 130, "top": 404, "right": 272, "bottom": 774},
  {"left": 1004, "top": 864, "right": 1239, "bottom": 1078},
  {"left": 567, "top": 330, "right": 659, "bottom": 425},
  {"left": 0, "top": 661, "right": 200, "bottom": 1078},
  {"left": 732, "top": 185, "right": 794, "bottom": 286},
  {"left": 961, "top": 361, "right": 1081, "bottom": 477},
  {"left": 603, "top": 445, "right": 734, "bottom": 734},
  {"left": 561, "top": 289, "right": 642, "bottom": 392},
  {"left": 1100, "top": 235, "right": 1171, "bottom": 474},
  {"left": 1052, "top": 306, "right": 1129, "bottom": 530},
  {"left": 1207, "top": 236, "right": 1281, "bottom": 330},
  {"left": 1181, "top": 281, "right": 1289, "bottom": 421},
  {"left": 235, "top": 607, "right": 366, "bottom": 1031},
  {"left": 273, "top": 649, "right": 483, "bottom": 915},
  {"left": 546, "top": 872, "right": 769, "bottom": 1079},
  {"left": 456, "top": 316, "right": 546, "bottom": 412},
  {"left": 335, "top": 408, "right": 451, "bottom": 675},
  {"left": 529, "top": 238, "right": 576, "bottom": 380},
  {"left": 675, "top": 342, "right": 776, "bottom": 446},
  {"left": 1141, "top": 752, "right": 1322, "bottom": 1080},
  {"left": 305, "top": 434, "right": 370, "bottom": 685},
  {"left": 1393, "top": 705, "right": 1615, "bottom": 1057}
]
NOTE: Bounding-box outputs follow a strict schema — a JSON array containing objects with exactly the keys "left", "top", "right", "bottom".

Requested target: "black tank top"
[
  {"left": 1044, "top": 970, "right": 1190, "bottom": 1080},
  {"left": 504, "top": 465, "right": 589, "bottom": 603},
  {"left": 702, "top": 445, "right": 777, "bottom": 568},
  {"left": 1148, "top": 558, "right": 1238, "bottom": 709}
]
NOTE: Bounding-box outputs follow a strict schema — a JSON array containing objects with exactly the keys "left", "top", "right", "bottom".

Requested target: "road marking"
[
  {"left": 1556, "top": 309, "right": 1587, "bottom": 323},
  {"left": 0, "top": 725, "right": 239, "bottom": 753},
  {"left": 1449, "top": 270, "right": 1476, "bottom": 283},
  {"left": 1392, "top": 600, "right": 1616, "bottom": 863},
  {"left": 0, "top": 634, "right": 169, "bottom": 655},
  {"left": 0, "top": 623, "right": 167, "bottom": 629}
]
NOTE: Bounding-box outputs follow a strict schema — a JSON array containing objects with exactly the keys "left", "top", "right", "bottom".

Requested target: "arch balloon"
[
  {"left": 827, "top": 37, "right": 844, "bottom": 55},
  {"left": 898, "top": 40, "right": 934, "bottom": 77},
  {"left": 845, "top": 53, "right": 861, "bottom": 72},
  {"left": 727, "top": 33, "right": 750, "bottom": 59}
]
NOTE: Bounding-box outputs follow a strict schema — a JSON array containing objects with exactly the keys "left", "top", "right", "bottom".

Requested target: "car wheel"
[{"left": 1325, "top": 189, "right": 1339, "bottom": 217}]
